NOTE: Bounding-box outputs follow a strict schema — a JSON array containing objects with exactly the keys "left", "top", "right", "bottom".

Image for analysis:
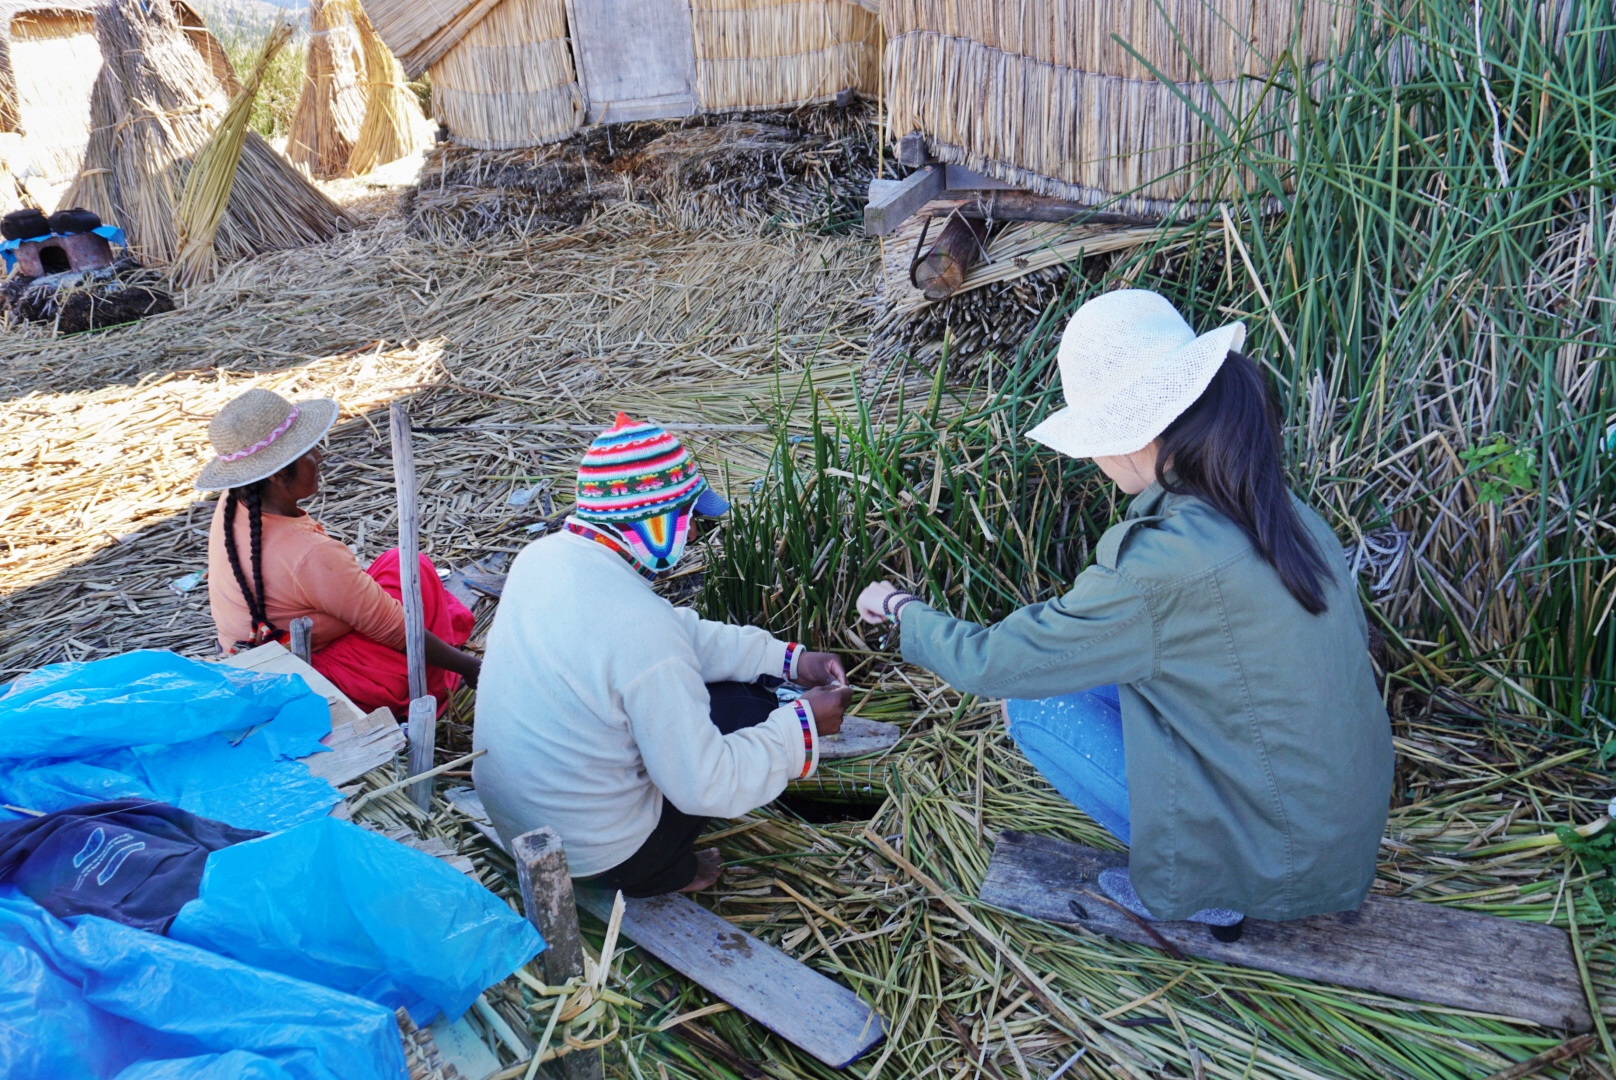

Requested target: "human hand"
[
  {"left": 801, "top": 684, "right": 851, "bottom": 737},
  {"left": 795, "top": 650, "right": 847, "bottom": 688},
  {"left": 856, "top": 581, "right": 900, "bottom": 625},
  {"left": 460, "top": 655, "right": 481, "bottom": 690}
]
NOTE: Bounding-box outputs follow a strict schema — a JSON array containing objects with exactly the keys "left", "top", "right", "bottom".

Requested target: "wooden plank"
[
  {"left": 818, "top": 716, "right": 900, "bottom": 761},
  {"left": 301, "top": 709, "right": 405, "bottom": 788},
  {"left": 288, "top": 616, "right": 313, "bottom": 664},
  {"left": 389, "top": 404, "right": 428, "bottom": 703},
  {"left": 425, "top": 1015, "right": 501, "bottom": 1079},
  {"left": 568, "top": 0, "right": 697, "bottom": 126},
  {"left": 864, "top": 165, "right": 943, "bottom": 236},
  {"left": 978, "top": 830, "right": 1592, "bottom": 1032},
  {"left": 446, "top": 788, "right": 887, "bottom": 1068},
  {"left": 442, "top": 560, "right": 507, "bottom": 609},
  {"left": 406, "top": 695, "right": 438, "bottom": 812},
  {"left": 223, "top": 641, "right": 365, "bottom": 728},
  {"left": 919, "top": 191, "right": 1159, "bottom": 227},
  {"left": 895, "top": 131, "right": 929, "bottom": 168},
  {"left": 943, "top": 164, "right": 1016, "bottom": 191},
  {"left": 574, "top": 887, "right": 885, "bottom": 1069}
]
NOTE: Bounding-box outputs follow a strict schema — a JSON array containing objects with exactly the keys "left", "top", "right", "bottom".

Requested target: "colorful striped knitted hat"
[{"left": 574, "top": 413, "right": 729, "bottom": 524}]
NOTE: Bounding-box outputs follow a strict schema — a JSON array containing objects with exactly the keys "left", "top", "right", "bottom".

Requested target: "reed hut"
[
  {"left": 286, "top": 0, "right": 368, "bottom": 177},
  {"left": 881, "top": 0, "right": 1351, "bottom": 216},
  {"left": 61, "top": 0, "right": 350, "bottom": 265},
  {"left": 357, "top": 0, "right": 877, "bottom": 150},
  {"left": 0, "top": 3, "right": 102, "bottom": 199}
]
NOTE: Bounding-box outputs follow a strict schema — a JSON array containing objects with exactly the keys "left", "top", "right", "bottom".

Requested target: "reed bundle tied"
[
  {"left": 691, "top": 0, "right": 880, "bottom": 112},
  {"left": 286, "top": 0, "right": 367, "bottom": 178},
  {"left": 3, "top": 7, "right": 102, "bottom": 186},
  {"left": 426, "top": 0, "right": 581, "bottom": 150},
  {"left": 63, "top": 0, "right": 350, "bottom": 267},
  {"left": 342, "top": 0, "right": 434, "bottom": 175},
  {"left": 173, "top": 20, "right": 296, "bottom": 286}
]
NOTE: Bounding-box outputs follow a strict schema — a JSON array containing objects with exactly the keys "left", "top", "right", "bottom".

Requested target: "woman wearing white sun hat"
[
  {"left": 857, "top": 290, "right": 1393, "bottom": 935},
  {"left": 197, "top": 388, "right": 483, "bottom": 717}
]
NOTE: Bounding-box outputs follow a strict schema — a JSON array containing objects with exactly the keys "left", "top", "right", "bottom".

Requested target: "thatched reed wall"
[
  {"left": 5, "top": 8, "right": 102, "bottom": 184},
  {"left": 692, "top": 0, "right": 879, "bottom": 111},
  {"left": 64, "top": 0, "right": 349, "bottom": 265},
  {"left": 883, "top": 0, "right": 1351, "bottom": 215},
  {"left": 361, "top": 0, "right": 502, "bottom": 79},
  {"left": 429, "top": 0, "right": 581, "bottom": 150},
  {"left": 287, "top": 0, "right": 367, "bottom": 178}
]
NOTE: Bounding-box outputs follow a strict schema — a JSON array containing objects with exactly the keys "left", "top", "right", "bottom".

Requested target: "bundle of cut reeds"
[
  {"left": 286, "top": 0, "right": 367, "bottom": 178},
  {"left": 691, "top": 0, "right": 881, "bottom": 111},
  {"left": 63, "top": 0, "right": 349, "bottom": 267},
  {"left": 173, "top": 0, "right": 242, "bottom": 95},
  {"left": 174, "top": 20, "right": 296, "bottom": 286},
  {"left": 342, "top": 0, "right": 434, "bottom": 175},
  {"left": 426, "top": 0, "right": 582, "bottom": 150}
]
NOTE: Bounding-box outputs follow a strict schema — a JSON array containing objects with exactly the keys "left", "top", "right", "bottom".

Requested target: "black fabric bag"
[
  {"left": 0, "top": 799, "right": 263, "bottom": 933},
  {"left": 46, "top": 206, "right": 104, "bottom": 236}
]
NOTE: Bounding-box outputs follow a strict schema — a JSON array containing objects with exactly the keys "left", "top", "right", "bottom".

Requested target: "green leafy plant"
[{"left": 1459, "top": 437, "right": 1540, "bottom": 506}]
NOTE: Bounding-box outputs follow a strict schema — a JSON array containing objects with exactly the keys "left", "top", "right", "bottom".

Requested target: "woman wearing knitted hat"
[
  {"left": 857, "top": 290, "right": 1393, "bottom": 938},
  {"left": 197, "top": 388, "right": 482, "bottom": 717},
  {"left": 474, "top": 414, "right": 853, "bottom": 896}
]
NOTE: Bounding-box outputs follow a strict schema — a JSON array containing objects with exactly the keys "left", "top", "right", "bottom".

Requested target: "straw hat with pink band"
[{"left": 195, "top": 388, "right": 339, "bottom": 492}]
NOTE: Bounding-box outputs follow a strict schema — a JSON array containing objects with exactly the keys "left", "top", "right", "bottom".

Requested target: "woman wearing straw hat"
[
  {"left": 475, "top": 414, "right": 853, "bottom": 896},
  {"left": 857, "top": 290, "right": 1393, "bottom": 936},
  {"left": 197, "top": 388, "right": 481, "bottom": 717}
]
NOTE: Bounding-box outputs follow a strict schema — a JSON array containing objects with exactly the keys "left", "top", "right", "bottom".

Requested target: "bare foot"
[
  {"left": 678, "top": 848, "right": 723, "bottom": 893},
  {"left": 1001, "top": 700, "right": 1012, "bottom": 728}
]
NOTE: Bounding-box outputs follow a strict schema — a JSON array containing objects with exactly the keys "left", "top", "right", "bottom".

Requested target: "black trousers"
[{"left": 584, "top": 680, "right": 780, "bottom": 897}]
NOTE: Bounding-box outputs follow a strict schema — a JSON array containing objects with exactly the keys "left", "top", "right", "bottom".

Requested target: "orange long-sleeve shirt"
[{"left": 207, "top": 498, "right": 407, "bottom": 654}]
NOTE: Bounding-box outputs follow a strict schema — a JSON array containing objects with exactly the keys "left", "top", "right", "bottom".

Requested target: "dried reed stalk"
[
  {"left": 426, "top": 0, "right": 581, "bottom": 151},
  {"left": 343, "top": 0, "right": 433, "bottom": 175},
  {"left": 173, "top": 0, "right": 241, "bottom": 95},
  {"left": 5, "top": 8, "right": 101, "bottom": 187},
  {"left": 359, "top": 0, "right": 506, "bottom": 79},
  {"left": 173, "top": 20, "right": 296, "bottom": 286},
  {"left": 63, "top": 0, "right": 349, "bottom": 267},
  {"left": 287, "top": 0, "right": 367, "bottom": 178},
  {"left": 691, "top": 0, "right": 880, "bottom": 111}
]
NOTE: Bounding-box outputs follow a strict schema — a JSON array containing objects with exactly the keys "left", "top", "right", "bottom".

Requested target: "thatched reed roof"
[
  {"left": 57, "top": 0, "right": 351, "bottom": 265},
  {"left": 883, "top": 0, "right": 1352, "bottom": 216},
  {"left": 360, "top": 0, "right": 502, "bottom": 79}
]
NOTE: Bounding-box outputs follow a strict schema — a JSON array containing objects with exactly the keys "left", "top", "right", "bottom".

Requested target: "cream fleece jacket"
[{"left": 472, "top": 530, "right": 815, "bottom": 877}]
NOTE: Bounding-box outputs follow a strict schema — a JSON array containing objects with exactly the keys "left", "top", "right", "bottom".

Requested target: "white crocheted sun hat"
[
  {"left": 1025, "top": 290, "right": 1246, "bottom": 459},
  {"left": 195, "top": 388, "right": 338, "bottom": 492}
]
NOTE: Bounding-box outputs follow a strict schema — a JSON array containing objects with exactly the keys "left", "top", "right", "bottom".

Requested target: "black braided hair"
[{"left": 222, "top": 483, "right": 274, "bottom": 638}]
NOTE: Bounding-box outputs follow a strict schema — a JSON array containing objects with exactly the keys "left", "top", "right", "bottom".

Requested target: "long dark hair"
[
  {"left": 222, "top": 462, "right": 297, "bottom": 642},
  {"left": 1156, "top": 350, "right": 1331, "bottom": 614}
]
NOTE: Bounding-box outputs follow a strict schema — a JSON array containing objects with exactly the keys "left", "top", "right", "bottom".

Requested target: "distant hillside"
[{"left": 190, "top": 0, "right": 309, "bottom": 35}]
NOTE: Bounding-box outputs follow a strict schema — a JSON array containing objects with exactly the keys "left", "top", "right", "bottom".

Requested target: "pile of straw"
[
  {"left": 64, "top": 0, "right": 350, "bottom": 266},
  {"left": 426, "top": 0, "right": 582, "bottom": 151},
  {"left": 882, "top": 0, "right": 1348, "bottom": 216},
  {"left": 174, "top": 20, "right": 296, "bottom": 285},
  {"left": 692, "top": 0, "right": 881, "bottom": 112},
  {"left": 344, "top": 0, "right": 435, "bottom": 175},
  {"left": 286, "top": 0, "right": 367, "bottom": 178},
  {"left": 408, "top": 102, "right": 879, "bottom": 241}
]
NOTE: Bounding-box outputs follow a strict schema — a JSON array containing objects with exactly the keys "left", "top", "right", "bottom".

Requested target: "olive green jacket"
[{"left": 901, "top": 483, "right": 1393, "bottom": 921}]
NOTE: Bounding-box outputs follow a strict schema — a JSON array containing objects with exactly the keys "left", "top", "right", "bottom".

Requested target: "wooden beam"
[
  {"left": 864, "top": 165, "right": 943, "bottom": 236},
  {"left": 896, "top": 131, "right": 929, "bottom": 168},
  {"left": 924, "top": 192, "right": 1159, "bottom": 227},
  {"left": 288, "top": 616, "right": 312, "bottom": 664},
  {"left": 910, "top": 214, "right": 990, "bottom": 300},
  {"left": 514, "top": 827, "right": 603, "bottom": 1080},
  {"left": 979, "top": 830, "right": 1593, "bottom": 1033},
  {"left": 389, "top": 403, "right": 428, "bottom": 703},
  {"left": 943, "top": 164, "right": 1015, "bottom": 191},
  {"left": 405, "top": 695, "right": 438, "bottom": 811}
]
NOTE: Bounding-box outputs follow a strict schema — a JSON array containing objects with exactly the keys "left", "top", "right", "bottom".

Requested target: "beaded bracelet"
[
  {"left": 793, "top": 699, "right": 817, "bottom": 779},
  {"left": 782, "top": 641, "right": 801, "bottom": 681},
  {"left": 881, "top": 590, "right": 920, "bottom": 624}
]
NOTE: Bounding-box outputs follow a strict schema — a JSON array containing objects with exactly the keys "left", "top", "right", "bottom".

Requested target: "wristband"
[
  {"left": 783, "top": 641, "right": 801, "bottom": 681},
  {"left": 793, "top": 699, "right": 818, "bottom": 779},
  {"left": 882, "top": 591, "right": 919, "bottom": 623}
]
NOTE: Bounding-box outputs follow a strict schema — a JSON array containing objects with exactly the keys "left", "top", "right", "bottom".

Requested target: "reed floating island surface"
[{"left": 0, "top": 0, "right": 1614, "bottom": 1075}]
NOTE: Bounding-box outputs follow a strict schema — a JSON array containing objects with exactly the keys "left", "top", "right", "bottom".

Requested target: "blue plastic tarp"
[
  {"left": 170, "top": 817, "right": 546, "bottom": 1020},
  {"left": 0, "top": 651, "right": 339, "bottom": 831},
  {"left": 0, "top": 891, "right": 406, "bottom": 1080}
]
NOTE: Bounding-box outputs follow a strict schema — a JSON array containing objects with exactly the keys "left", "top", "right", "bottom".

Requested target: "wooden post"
[
  {"left": 896, "top": 130, "right": 929, "bottom": 167},
  {"left": 390, "top": 403, "right": 433, "bottom": 811},
  {"left": 513, "top": 827, "right": 603, "bottom": 1080},
  {"left": 288, "top": 616, "right": 313, "bottom": 664},
  {"left": 911, "top": 214, "right": 990, "bottom": 300}
]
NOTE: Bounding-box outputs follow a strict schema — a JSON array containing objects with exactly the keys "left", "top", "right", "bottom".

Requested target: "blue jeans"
[{"left": 1005, "top": 686, "right": 1130, "bottom": 844}]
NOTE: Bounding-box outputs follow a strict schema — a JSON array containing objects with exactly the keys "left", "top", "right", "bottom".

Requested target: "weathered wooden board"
[
  {"left": 864, "top": 165, "right": 943, "bottom": 235},
  {"left": 443, "top": 560, "right": 508, "bottom": 608},
  {"left": 567, "top": 0, "right": 697, "bottom": 125},
  {"left": 445, "top": 787, "right": 886, "bottom": 1068},
  {"left": 979, "top": 830, "right": 1592, "bottom": 1032},
  {"left": 819, "top": 716, "right": 901, "bottom": 761},
  {"left": 574, "top": 887, "right": 885, "bottom": 1068},
  {"left": 224, "top": 641, "right": 365, "bottom": 727}
]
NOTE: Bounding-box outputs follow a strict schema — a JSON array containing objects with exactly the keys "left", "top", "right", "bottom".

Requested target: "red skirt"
[{"left": 311, "top": 549, "right": 474, "bottom": 718}]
